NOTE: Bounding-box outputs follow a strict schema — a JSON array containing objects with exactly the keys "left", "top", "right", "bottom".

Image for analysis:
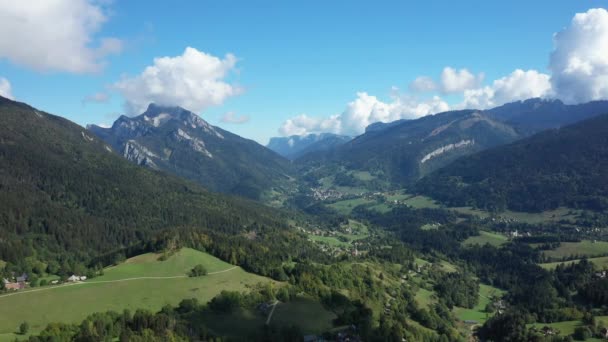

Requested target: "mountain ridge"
[
  {"left": 88, "top": 104, "right": 295, "bottom": 200},
  {"left": 416, "top": 112, "right": 608, "bottom": 212},
  {"left": 297, "top": 98, "right": 608, "bottom": 187}
]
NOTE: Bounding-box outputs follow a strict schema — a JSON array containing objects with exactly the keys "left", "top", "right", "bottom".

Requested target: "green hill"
[
  {"left": 0, "top": 248, "right": 273, "bottom": 339},
  {"left": 416, "top": 113, "right": 608, "bottom": 212}
]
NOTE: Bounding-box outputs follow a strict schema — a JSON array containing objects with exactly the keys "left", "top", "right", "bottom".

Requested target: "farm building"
[{"left": 67, "top": 275, "right": 87, "bottom": 282}]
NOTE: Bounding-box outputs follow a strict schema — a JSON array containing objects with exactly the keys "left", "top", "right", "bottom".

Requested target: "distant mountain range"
[
  {"left": 297, "top": 98, "right": 608, "bottom": 186},
  {"left": 298, "top": 109, "right": 520, "bottom": 184},
  {"left": 88, "top": 104, "right": 294, "bottom": 200},
  {"left": 416, "top": 112, "right": 608, "bottom": 212},
  {"left": 266, "top": 133, "right": 352, "bottom": 160},
  {"left": 364, "top": 119, "right": 409, "bottom": 133},
  {"left": 484, "top": 98, "right": 608, "bottom": 134}
]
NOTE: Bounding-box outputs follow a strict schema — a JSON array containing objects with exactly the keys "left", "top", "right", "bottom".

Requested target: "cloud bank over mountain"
[
  {"left": 114, "top": 47, "right": 242, "bottom": 115},
  {"left": 0, "top": 77, "right": 13, "bottom": 100},
  {"left": 278, "top": 8, "right": 608, "bottom": 137}
]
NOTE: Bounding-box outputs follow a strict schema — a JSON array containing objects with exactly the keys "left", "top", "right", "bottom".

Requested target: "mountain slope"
[
  {"left": 88, "top": 104, "right": 294, "bottom": 200},
  {"left": 415, "top": 113, "right": 608, "bottom": 212},
  {"left": 267, "top": 133, "right": 351, "bottom": 160},
  {"left": 299, "top": 110, "right": 520, "bottom": 184},
  {"left": 485, "top": 98, "right": 608, "bottom": 134},
  {"left": 0, "top": 96, "right": 313, "bottom": 275}
]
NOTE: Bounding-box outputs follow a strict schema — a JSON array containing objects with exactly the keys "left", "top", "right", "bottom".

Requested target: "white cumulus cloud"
[
  {"left": 0, "top": 77, "right": 13, "bottom": 99},
  {"left": 113, "top": 47, "right": 242, "bottom": 115},
  {"left": 461, "top": 69, "right": 552, "bottom": 109},
  {"left": 409, "top": 76, "right": 437, "bottom": 92},
  {"left": 440, "top": 67, "right": 484, "bottom": 93},
  {"left": 279, "top": 92, "right": 449, "bottom": 136},
  {"left": 279, "top": 113, "right": 341, "bottom": 136},
  {"left": 550, "top": 8, "right": 608, "bottom": 104},
  {"left": 0, "top": 0, "right": 122, "bottom": 73}
]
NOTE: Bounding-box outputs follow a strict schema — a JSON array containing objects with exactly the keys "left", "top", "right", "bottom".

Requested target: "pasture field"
[
  {"left": 368, "top": 202, "right": 392, "bottom": 213},
  {"left": 539, "top": 256, "right": 608, "bottom": 270},
  {"left": 402, "top": 195, "right": 440, "bottom": 209},
  {"left": 328, "top": 197, "right": 374, "bottom": 214},
  {"left": 350, "top": 170, "right": 375, "bottom": 181},
  {"left": 526, "top": 316, "right": 608, "bottom": 339},
  {"left": 415, "top": 288, "right": 436, "bottom": 308},
  {"left": 527, "top": 320, "right": 580, "bottom": 336},
  {"left": 308, "top": 220, "right": 370, "bottom": 247},
  {"left": 463, "top": 231, "right": 509, "bottom": 247},
  {"left": 541, "top": 240, "right": 608, "bottom": 260},
  {"left": 450, "top": 207, "right": 492, "bottom": 219},
  {"left": 453, "top": 284, "right": 506, "bottom": 324},
  {"left": 451, "top": 207, "right": 580, "bottom": 224},
  {"left": 439, "top": 260, "right": 458, "bottom": 273},
  {"left": 308, "top": 234, "right": 352, "bottom": 247},
  {"left": 0, "top": 248, "right": 272, "bottom": 340}
]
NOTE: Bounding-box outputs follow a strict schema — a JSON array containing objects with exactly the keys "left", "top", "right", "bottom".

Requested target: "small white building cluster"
[{"left": 67, "top": 275, "right": 87, "bottom": 282}]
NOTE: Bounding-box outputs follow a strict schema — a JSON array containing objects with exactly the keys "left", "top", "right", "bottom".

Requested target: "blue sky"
[{"left": 1, "top": 1, "right": 607, "bottom": 144}]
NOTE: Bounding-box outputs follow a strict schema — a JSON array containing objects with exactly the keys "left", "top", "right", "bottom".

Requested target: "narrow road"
[
  {"left": 265, "top": 300, "right": 279, "bottom": 325},
  {"left": 0, "top": 266, "right": 239, "bottom": 299}
]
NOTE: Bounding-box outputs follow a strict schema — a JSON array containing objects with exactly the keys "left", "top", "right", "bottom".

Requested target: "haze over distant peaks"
[{"left": 267, "top": 133, "right": 352, "bottom": 160}]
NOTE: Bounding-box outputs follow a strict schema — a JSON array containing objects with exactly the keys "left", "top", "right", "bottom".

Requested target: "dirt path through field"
[{"left": 0, "top": 266, "right": 239, "bottom": 299}]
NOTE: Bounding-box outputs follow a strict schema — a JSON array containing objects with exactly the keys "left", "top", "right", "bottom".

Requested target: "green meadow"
[
  {"left": 0, "top": 248, "right": 272, "bottom": 340},
  {"left": 526, "top": 316, "right": 608, "bottom": 340},
  {"left": 542, "top": 240, "right": 608, "bottom": 260},
  {"left": 415, "top": 288, "right": 436, "bottom": 308},
  {"left": 540, "top": 256, "right": 608, "bottom": 270},
  {"left": 451, "top": 207, "right": 580, "bottom": 224},
  {"left": 463, "top": 231, "right": 509, "bottom": 247},
  {"left": 308, "top": 220, "right": 370, "bottom": 247},
  {"left": 328, "top": 197, "right": 375, "bottom": 214},
  {"left": 453, "top": 284, "right": 506, "bottom": 324}
]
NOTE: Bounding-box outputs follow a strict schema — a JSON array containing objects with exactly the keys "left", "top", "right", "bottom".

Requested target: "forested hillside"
[
  {"left": 0, "top": 96, "right": 317, "bottom": 277},
  {"left": 298, "top": 110, "right": 520, "bottom": 184},
  {"left": 416, "top": 113, "right": 608, "bottom": 212}
]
